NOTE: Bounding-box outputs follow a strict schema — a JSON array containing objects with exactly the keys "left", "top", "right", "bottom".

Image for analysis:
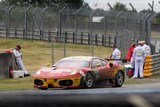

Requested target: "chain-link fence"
[{"left": 0, "top": 3, "right": 158, "bottom": 59}]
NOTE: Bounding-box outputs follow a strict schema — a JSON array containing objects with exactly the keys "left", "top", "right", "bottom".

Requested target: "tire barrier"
[
  {"left": 0, "top": 53, "right": 18, "bottom": 79},
  {"left": 143, "top": 54, "right": 160, "bottom": 77}
]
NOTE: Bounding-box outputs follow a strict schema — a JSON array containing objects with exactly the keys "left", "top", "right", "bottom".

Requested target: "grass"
[
  {"left": 0, "top": 37, "right": 160, "bottom": 91},
  {"left": 0, "top": 37, "right": 112, "bottom": 91}
]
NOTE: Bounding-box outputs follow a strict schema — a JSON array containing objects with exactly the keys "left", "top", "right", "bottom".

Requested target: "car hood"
[{"left": 33, "top": 67, "right": 83, "bottom": 78}]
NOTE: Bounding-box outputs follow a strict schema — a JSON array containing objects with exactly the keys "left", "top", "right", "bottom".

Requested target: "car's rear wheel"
[
  {"left": 84, "top": 72, "right": 94, "bottom": 88},
  {"left": 114, "top": 71, "right": 124, "bottom": 87}
]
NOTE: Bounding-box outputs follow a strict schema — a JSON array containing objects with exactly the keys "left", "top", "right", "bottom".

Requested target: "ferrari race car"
[{"left": 33, "top": 56, "right": 125, "bottom": 90}]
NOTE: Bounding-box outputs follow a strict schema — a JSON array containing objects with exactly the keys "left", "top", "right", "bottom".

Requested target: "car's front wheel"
[
  {"left": 114, "top": 71, "right": 124, "bottom": 87},
  {"left": 84, "top": 72, "right": 94, "bottom": 88}
]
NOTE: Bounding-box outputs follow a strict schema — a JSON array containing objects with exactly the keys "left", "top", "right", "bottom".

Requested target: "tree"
[
  {"left": 154, "top": 12, "right": 160, "bottom": 24},
  {"left": 113, "top": 2, "right": 128, "bottom": 11},
  {"left": 1, "top": 0, "right": 84, "bottom": 8}
]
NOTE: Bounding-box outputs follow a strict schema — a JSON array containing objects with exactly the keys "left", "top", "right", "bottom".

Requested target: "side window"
[
  {"left": 100, "top": 59, "right": 107, "bottom": 66},
  {"left": 92, "top": 59, "right": 102, "bottom": 68}
]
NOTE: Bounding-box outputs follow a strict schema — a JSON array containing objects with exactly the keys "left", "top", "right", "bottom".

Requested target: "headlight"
[{"left": 36, "top": 70, "right": 41, "bottom": 75}]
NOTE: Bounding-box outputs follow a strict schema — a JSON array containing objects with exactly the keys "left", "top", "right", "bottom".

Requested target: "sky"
[{"left": 84, "top": 0, "right": 160, "bottom": 12}]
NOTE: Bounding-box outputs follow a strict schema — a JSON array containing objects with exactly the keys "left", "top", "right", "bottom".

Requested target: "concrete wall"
[{"left": 0, "top": 53, "right": 18, "bottom": 79}]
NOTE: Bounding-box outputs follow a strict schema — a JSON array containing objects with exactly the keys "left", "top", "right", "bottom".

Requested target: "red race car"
[{"left": 33, "top": 56, "right": 125, "bottom": 90}]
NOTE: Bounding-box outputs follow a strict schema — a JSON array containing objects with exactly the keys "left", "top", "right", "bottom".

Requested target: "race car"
[{"left": 33, "top": 56, "right": 125, "bottom": 90}]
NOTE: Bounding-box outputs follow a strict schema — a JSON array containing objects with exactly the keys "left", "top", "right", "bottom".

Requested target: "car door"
[
  {"left": 101, "top": 59, "right": 115, "bottom": 79},
  {"left": 91, "top": 58, "right": 107, "bottom": 80}
]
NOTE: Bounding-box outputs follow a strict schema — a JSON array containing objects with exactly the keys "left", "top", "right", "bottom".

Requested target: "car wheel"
[
  {"left": 84, "top": 72, "right": 94, "bottom": 88},
  {"left": 114, "top": 71, "right": 124, "bottom": 87}
]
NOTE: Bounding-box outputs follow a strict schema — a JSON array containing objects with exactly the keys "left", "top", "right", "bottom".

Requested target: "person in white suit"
[
  {"left": 13, "top": 45, "right": 30, "bottom": 77},
  {"left": 110, "top": 44, "right": 122, "bottom": 65},
  {"left": 141, "top": 41, "right": 151, "bottom": 59},
  {"left": 132, "top": 42, "right": 145, "bottom": 79}
]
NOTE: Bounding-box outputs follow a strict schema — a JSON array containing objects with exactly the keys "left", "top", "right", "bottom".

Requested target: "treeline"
[{"left": 1, "top": 0, "right": 84, "bottom": 8}]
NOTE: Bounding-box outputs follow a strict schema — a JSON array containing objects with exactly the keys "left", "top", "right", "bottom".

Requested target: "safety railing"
[
  {"left": 0, "top": 27, "right": 116, "bottom": 47},
  {"left": 143, "top": 53, "right": 160, "bottom": 77}
]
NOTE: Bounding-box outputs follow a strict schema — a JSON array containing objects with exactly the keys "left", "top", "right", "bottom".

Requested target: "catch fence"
[{"left": 0, "top": 3, "right": 158, "bottom": 58}]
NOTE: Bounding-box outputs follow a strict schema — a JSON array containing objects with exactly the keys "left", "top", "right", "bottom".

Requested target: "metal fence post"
[
  {"left": 72, "top": 32, "right": 75, "bottom": 43},
  {"left": 88, "top": 33, "right": 90, "bottom": 45},
  {"left": 31, "top": 7, "right": 38, "bottom": 41},
  {"left": 75, "top": 5, "right": 84, "bottom": 44},
  {"left": 15, "top": 28, "right": 17, "bottom": 37},
  {"left": 7, "top": 5, "right": 14, "bottom": 37},
  {"left": 116, "top": 11, "right": 123, "bottom": 39},
  {"left": 104, "top": 35, "right": 107, "bottom": 46},
  {"left": 104, "top": 11, "right": 110, "bottom": 35},
  {"left": 59, "top": 7, "right": 66, "bottom": 43},
  {"left": 133, "top": 11, "right": 143, "bottom": 42},
  {"left": 108, "top": 35, "right": 111, "bottom": 47},
  {"left": 24, "top": 5, "right": 32, "bottom": 39},
  {"left": 63, "top": 31, "right": 67, "bottom": 58},
  {"left": 90, "top": 10, "right": 96, "bottom": 56},
  {"left": 146, "top": 13, "right": 157, "bottom": 46},
  {"left": 48, "top": 30, "right": 51, "bottom": 42},
  {"left": 81, "top": 32, "right": 83, "bottom": 44},
  {"left": 95, "top": 34, "right": 97, "bottom": 45},
  {"left": 102, "top": 35, "right": 104, "bottom": 46},
  {"left": 104, "top": 11, "right": 112, "bottom": 46},
  {"left": 41, "top": 6, "right": 48, "bottom": 40},
  {"left": 52, "top": 32, "right": 54, "bottom": 65}
]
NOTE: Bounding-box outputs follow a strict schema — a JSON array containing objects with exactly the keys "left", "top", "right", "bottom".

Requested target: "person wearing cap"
[
  {"left": 110, "top": 44, "right": 122, "bottom": 65},
  {"left": 132, "top": 42, "right": 145, "bottom": 79},
  {"left": 13, "top": 45, "right": 30, "bottom": 77},
  {"left": 141, "top": 41, "right": 151, "bottom": 59}
]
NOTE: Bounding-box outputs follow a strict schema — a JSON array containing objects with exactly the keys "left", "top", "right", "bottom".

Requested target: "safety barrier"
[
  {"left": 143, "top": 53, "right": 160, "bottom": 77},
  {"left": 0, "top": 53, "right": 18, "bottom": 79}
]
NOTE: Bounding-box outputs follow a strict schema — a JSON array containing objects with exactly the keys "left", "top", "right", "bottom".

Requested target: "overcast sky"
[{"left": 84, "top": 0, "right": 160, "bottom": 12}]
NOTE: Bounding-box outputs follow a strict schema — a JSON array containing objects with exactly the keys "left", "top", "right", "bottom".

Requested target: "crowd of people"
[{"left": 110, "top": 41, "right": 151, "bottom": 79}]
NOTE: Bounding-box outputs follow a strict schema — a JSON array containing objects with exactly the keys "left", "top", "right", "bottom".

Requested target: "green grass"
[
  {"left": 0, "top": 77, "right": 33, "bottom": 91},
  {"left": 0, "top": 37, "right": 112, "bottom": 91},
  {"left": 0, "top": 37, "right": 160, "bottom": 91}
]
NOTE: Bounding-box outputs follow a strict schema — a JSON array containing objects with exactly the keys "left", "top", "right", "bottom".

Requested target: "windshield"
[{"left": 53, "top": 59, "right": 90, "bottom": 68}]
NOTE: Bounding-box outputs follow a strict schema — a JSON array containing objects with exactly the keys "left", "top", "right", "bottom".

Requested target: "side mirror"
[
  {"left": 46, "top": 63, "right": 50, "bottom": 67},
  {"left": 96, "top": 64, "right": 101, "bottom": 67},
  {"left": 109, "top": 63, "right": 113, "bottom": 68}
]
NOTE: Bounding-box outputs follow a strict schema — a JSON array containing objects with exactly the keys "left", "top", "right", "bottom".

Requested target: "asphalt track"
[{"left": 0, "top": 83, "right": 160, "bottom": 107}]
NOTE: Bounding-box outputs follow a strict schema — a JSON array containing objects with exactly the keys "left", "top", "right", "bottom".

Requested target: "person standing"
[
  {"left": 13, "top": 45, "right": 30, "bottom": 77},
  {"left": 141, "top": 41, "right": 151, "bottom": 59},
  {"left": 126, "top": 43, "right": 137, "bottom": 62},
  {"left": 132, "top": 42, "right": 145, "bottom": 79},
  {"left": 110, "top": 44, "right": 122, "bottom": 65}
]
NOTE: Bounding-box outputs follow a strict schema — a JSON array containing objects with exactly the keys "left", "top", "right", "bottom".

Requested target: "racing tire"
[
  {"left": 84, "top": 72, "right": 94, "bottom": 88},
  {"left": 114, "top": 71, "right": 124, "bottom": 87}
]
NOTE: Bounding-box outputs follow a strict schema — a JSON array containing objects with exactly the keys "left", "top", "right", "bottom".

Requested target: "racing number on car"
[{"left": 93, "top": 69, "right": 99, "bottom": 80}]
